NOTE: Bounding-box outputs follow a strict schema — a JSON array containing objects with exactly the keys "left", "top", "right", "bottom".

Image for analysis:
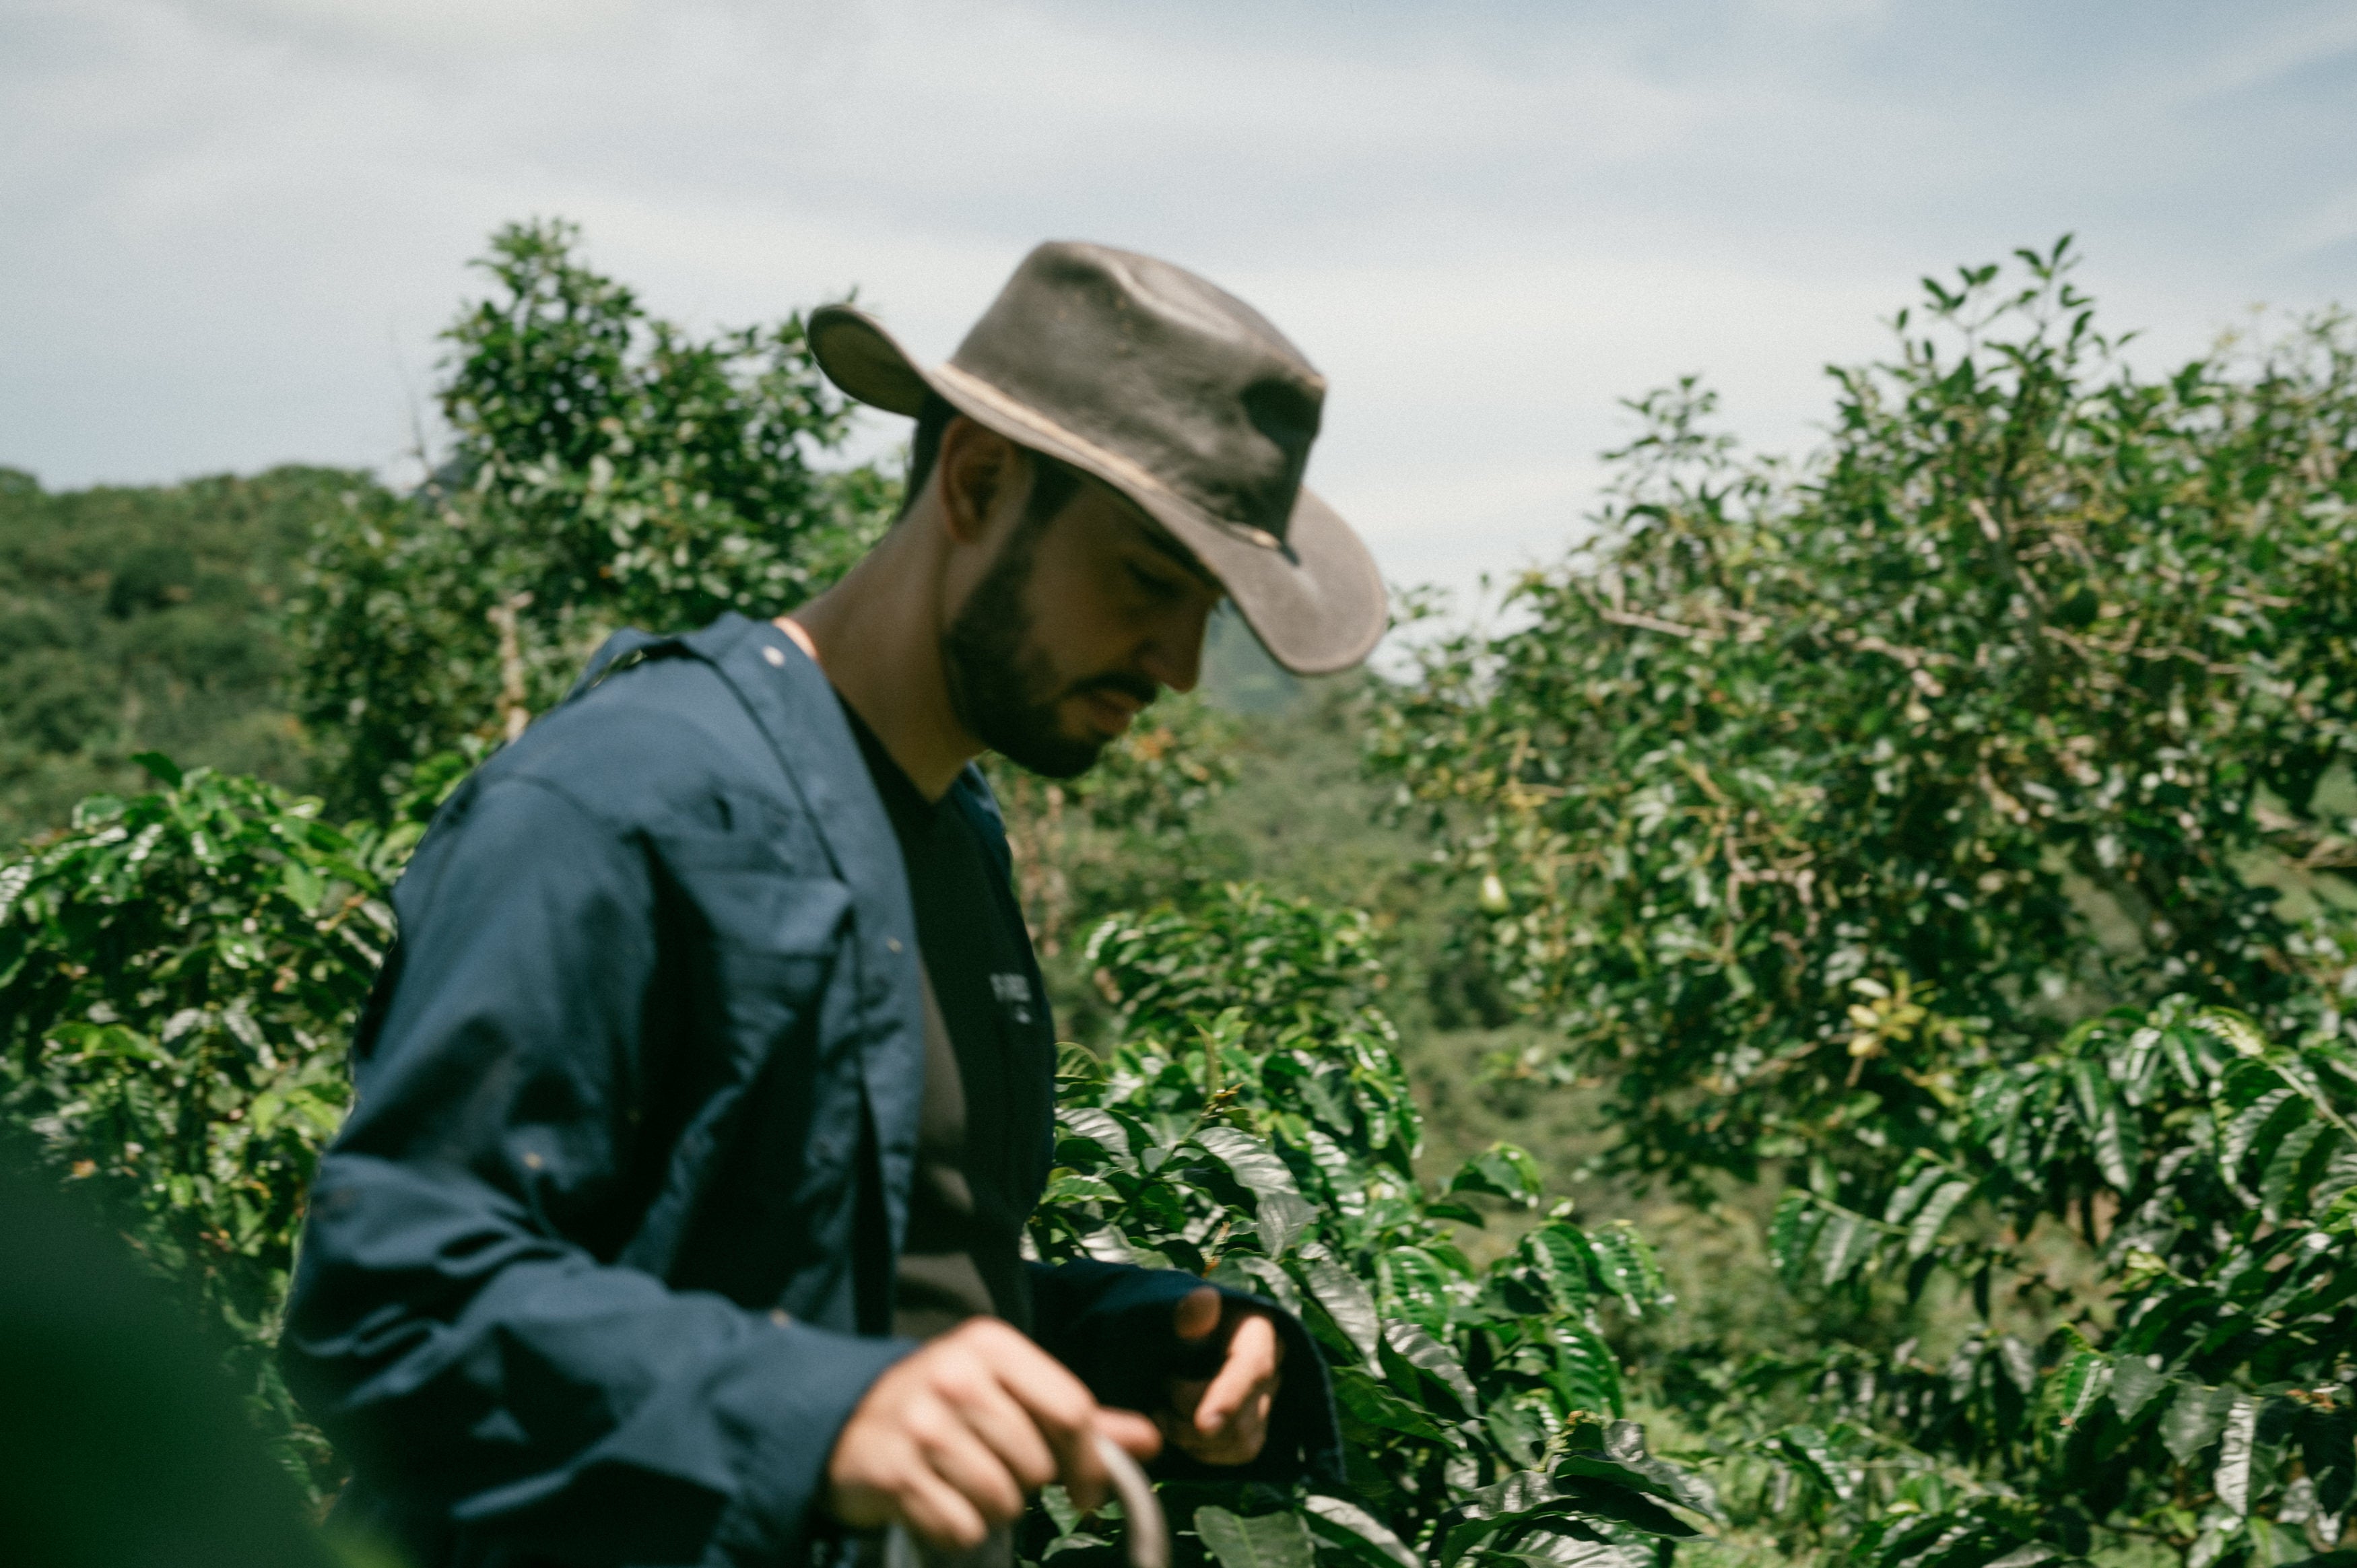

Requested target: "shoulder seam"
[{"left": 475, "top": 771, "right": 628, "bottom": 838}]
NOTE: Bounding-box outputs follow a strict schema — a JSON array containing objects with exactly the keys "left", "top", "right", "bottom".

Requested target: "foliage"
[
  {"left": 13, "top": 222, "right": 2356, "bottom": 1568},
  {"left": 288, "top": 219, "right": 894, "bottom": 819},
  {"left": 1032, "top": 884, "right": 1716, "bottom": 1568},
  {"left": 1371, "top": 239, "right": 2357, "bottom": 1189},
  {"left": 989, "top": 690, "right": 1247, "bottom": 961},
  {"left": 0, "top": 465, "right": 354, "bottom": 848},
  {"left": 1650, "top": 990, "right": 2357, "bottom": 1568},
  {"left": 0, "top": 755, "right": 416, "bottom": 1493}
]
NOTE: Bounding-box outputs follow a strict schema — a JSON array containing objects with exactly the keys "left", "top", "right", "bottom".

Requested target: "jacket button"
[{"left": 886, "top": 937, "right": 902, "bottom": 953}]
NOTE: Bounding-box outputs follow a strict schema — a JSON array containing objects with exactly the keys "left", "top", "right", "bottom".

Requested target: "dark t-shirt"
[{"left": 841, "top": 701, "right": 1049, "bottom": 1338}]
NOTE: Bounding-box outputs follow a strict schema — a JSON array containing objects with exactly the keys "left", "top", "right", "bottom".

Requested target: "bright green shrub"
[
  {"left": 0, "top": 757, "right": 412, "bottom": 1489},
  {"left": 288, "top": 219, "right": 894, "bottom": 819},
  {"left": 1371, "top": 241, "right": 2357, "bottom": 1192},
  {"left": 1657, "top": 991, "right": 2357, "bottom": 1568},
  {"left": 1035, "top": 885, "right": 1716, "bottom": 1568}
]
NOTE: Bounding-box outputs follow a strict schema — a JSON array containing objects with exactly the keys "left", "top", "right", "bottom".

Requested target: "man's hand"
[
  {"left": 1158, "top": 1287, "right": 1284, "bottom": 1466},
  {"left": 828, "top": 1318, "right": 1160, "bottom": 1551}
]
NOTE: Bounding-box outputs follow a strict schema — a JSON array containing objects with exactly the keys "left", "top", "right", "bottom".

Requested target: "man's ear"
[{"left": 936, "top": 415, "right": 1011, "bottom": 547}]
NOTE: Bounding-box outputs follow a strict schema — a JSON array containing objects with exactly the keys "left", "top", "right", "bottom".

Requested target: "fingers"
[
  {"left": 935, "top": 1355, "right": 1061, "bottom": 1497},
  {"left": 828, "top": 1317, "right": 1136, "bottom": 1548},
  {"left": 1172, "top": 1285, "right": 1222, "bottom": 1341},
  {"left": 896, "top": 1462, "right": 992, "bottom": 1551},
  {"left": 1094, "top": 1406, "right": 1163, "bottom": 1462},
  {"left": 976, "top": 1322, "right": 1116, "bottom": 1511},
  {"left": 1194, "top": 1312, "right": 1280, "bottom": 1435},
  {"left": 1158, "top": 1307, "right": 1282, "bottom": 1465}
]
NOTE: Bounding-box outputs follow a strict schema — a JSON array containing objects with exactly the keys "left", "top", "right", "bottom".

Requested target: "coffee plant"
[
  {"left": 9, "top": 223, "right": 2354, "bottom": 1568},
  {"left": 1033, "top": 885, "right": 1716, "bottom": 1568},
  {"left": 0, "top": 755, "right": 413, "bottom": 1489},
  {"left": 288, "top": 219, "right": 894, "bottom": 819},
  {"left": 1372, "top": 240, "right": 2357, "bottom": 1192},
  {"left": 1649, "top": 990, "right": 2357, "bottom": 1568}
]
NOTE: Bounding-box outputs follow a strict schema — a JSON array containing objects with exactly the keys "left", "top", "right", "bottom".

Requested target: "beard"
[{"left": 941, "top": 516, "right": 1154, "bottom": 780}]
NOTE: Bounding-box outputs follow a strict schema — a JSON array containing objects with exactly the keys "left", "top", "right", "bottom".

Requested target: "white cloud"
[{"left": 3, "top": 0, "right": 2352, "bottom": 611}]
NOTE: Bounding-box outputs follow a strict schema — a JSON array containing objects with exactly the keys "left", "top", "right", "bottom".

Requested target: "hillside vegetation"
[{"left": 4, "top": 225, "right": 2354, "bottom": 1568}]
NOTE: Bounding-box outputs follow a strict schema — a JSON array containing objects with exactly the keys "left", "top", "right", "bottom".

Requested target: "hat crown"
[{"left": 950, "top": 242, "right": 1325, "bottom": 545}]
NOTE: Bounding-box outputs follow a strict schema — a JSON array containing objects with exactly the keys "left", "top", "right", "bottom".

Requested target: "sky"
[{"left": 5, "top": 0, "right": 2355, "bottom": 614}]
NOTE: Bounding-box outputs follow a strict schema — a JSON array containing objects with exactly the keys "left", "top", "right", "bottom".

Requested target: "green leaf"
[
  {"left": 1449, "top": 1143, "right": 1544, "bottom": 1207},
  {"left": 2214, "top": 1395, "right": 2259, "bottom": 1516},
  {"left": 2108, "top": 1355, "right": 2170, "bottom": 1425},
  {"left": 2055, "top": 1351, "right": 2110, "bottom": 1427},
  {"left": 1222, "top": 1254, "right": 1304, "bottom": 1315},
  {"left": 1331, "top": 1364, "right": 1450, "bottom": 1442},
  {"left": 1380, "top": 1319, "right": 1478, "bottom": 1417},
  {"left": 2222, "top": 1087, "right": 2296, "bottom": 1177},
  {"left": 1564, "top": 1421, "right": 1723, "bottom": 1522},
  {"left": 1539, "top": 1480, "right": 1698, "bottom": 1539},
  {"left": 1193, "top": 1124, "right": 1315, "bottom": 1256},
  {"left": 1769, "top": 1190, "right": 1827, "bottom": 1285},
  {"left": 1589, "top": 1222, "right": 1668, "bottom": 1314},
  {"left": 2261, "top": 1120, "right": 2329, "bottom": 1219},
  {"left": 1055, "top": 1041, "right": 1108, "bottom": 1088},
  {"left": 1995, "top": 1334, "right": 2038, "bottom": 1394},
  {"left": 1041, "top": 1171, "right": 1119, "bottom": 1205},
  {"left": 1907, "top": 1180, "right": 1974, "bottom": 1257},
  {"left": 1816, "top": 1208, "right": 1873, "bottom": 1287},
  {"left": 1551, "top": 1320, "right": 1624, "bottom": 1418},
  {"left": 1305, "top": 1497, "right": 1421, "bottom": 1568},
  {"left": 1379, "top": 1246, "right": 1454, "bottom": 1332},
  {"left": 1057, "top": 1107, "right": 1133, "bottom": 1160},
  {"left": 1882, "top": 1160, "right": 1949, "bottom": 1225},
  {"left": 1523, "top": 1221, "right": 1602, "bottom": 1312},
  {"left": 1980, "top": 1548, "right": 2057, "bottom": 1568},
  {"left": 1770, "top": 1425, "right": 1851, "bottom": 1502},
  {"left": 1295, "top": 1257, "right": 1382, "bottom": 1362},
  {"left": 130, "top": 751, "right": 183, "bottom": 788},
  {"left": 2072, "top": 1055, "right": 2139, "bottom": 1190},
  {"left": 2162, "top": 1382, "right": 2235, "bottom": 1466},
  {"left": 1197, "top": 1507, "right": 1316, "bottom": 1568}
]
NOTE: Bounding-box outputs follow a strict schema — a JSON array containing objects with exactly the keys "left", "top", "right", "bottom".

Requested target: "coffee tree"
[
  {"left": 1372, "top": 240, "right": 2357, "bottom": 1190},
  {"left": 987, "top": 691, "right": 1244, "bottom": 963},
  {"left": 1652, "top": 988, "right": 2357, "bottom": 1568},
  {"left": 1032, "top": 883, "right": 1715, "bottom": 1568},
  {"left": 0, "top": 756, "right": 411, "bottom": 1489},
  {"left": 289, "top": 219, "right": 894, "bottom": 819}
]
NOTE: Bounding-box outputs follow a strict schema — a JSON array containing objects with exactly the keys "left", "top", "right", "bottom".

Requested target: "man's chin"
[{"left": 988, "top": 722, "right": 1109, "bottom": 781}]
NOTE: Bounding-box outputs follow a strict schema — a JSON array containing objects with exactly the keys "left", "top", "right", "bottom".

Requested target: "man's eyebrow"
[
  {"left": 1130, "top": 515, "right": 1223, "bottom": 592},
  {"left": 1080, "top": 468, "right": 1224, "bottom": 592}
]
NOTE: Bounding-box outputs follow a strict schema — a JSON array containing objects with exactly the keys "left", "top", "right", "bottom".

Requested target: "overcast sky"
[{"left": 6, "top": 0, "right": 2354, "bottom": 609}]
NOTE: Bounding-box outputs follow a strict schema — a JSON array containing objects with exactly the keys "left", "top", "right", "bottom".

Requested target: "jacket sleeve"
[
  {"left": 281, "top": 773, "right": 909, "bottom": 1568},
  {"left": 1025, "top": 1259, "right": 1344, "bottom": 1489}
]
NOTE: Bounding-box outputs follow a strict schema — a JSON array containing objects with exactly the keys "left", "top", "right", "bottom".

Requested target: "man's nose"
[{"left": 1141, "top": 605, "right": 1209, "bottom": 694}]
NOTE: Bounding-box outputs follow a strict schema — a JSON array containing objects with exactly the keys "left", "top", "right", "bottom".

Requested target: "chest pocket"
[{"left": 631, "top": 838, "right": 863, "bottom": 1295}]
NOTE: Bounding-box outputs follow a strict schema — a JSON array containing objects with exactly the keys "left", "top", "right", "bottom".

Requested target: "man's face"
[{"left": 941, "top": 470, "right": 1224, "bottom": 779}]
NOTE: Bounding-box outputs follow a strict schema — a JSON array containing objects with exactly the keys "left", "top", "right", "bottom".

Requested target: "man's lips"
[{"left": 1080, "top": 688, "right": 1144, "bottom": 735}]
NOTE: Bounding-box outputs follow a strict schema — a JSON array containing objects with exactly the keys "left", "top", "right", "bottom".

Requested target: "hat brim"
[{"left": 807, "top": 303, "right": 1388, "bottom": 677}]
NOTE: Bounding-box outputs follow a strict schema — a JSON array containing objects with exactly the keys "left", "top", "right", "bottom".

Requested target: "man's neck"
[{"left": 781, "top": 517, "right": 981, "bottom": 803}]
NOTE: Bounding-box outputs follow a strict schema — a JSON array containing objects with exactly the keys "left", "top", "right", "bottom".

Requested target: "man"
[{"left": 284, "top": 242, "right": 1389, "bottom": 1568}]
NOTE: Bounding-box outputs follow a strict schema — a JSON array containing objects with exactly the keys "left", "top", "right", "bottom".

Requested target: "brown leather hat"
[{"left": 806, "top": 242, "right": 1387, "bottom": 675}]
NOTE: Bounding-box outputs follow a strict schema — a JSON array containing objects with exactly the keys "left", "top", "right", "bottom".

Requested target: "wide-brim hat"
[{"left": 806, "top": 242, "right": 1387, "bottom": 676}]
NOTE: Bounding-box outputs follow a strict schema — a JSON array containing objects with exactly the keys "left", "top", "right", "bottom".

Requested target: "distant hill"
[
  {"left": 1197, "top": 602, "right": 1309, "bottom": 715},
  {"left": 0, "top": 467, "right": 364, "bottom": 848},
  {"left": 0, "top": 465, "right": 1323, "bottom": 850}
]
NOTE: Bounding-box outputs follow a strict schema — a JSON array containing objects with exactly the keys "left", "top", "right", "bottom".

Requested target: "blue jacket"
[{"left": 282, "top": 613, "right": 1337, "bottom": 1568}]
